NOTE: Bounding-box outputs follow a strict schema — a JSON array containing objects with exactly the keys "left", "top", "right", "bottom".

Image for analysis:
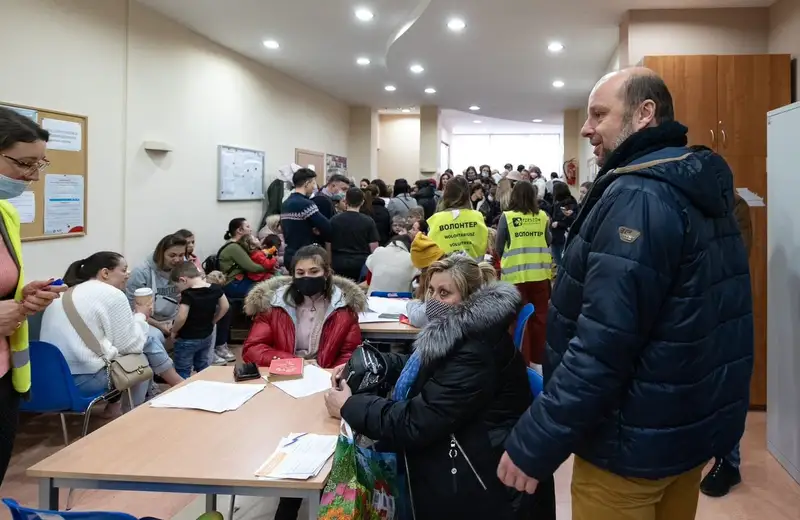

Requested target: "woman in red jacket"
[{"left": 242, "top": 245, "right": 366, "bottom": 369}]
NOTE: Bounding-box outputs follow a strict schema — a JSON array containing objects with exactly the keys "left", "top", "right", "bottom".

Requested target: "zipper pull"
[{"left": 449, "top": 439, "right": 458, "bottom": 493}]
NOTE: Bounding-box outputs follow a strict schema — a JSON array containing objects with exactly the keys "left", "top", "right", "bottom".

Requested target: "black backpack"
[{"left": 202, "top": 242, "right": 235, "bottom": 274}]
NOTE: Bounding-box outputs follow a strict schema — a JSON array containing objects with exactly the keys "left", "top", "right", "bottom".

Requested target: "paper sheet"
[
  {"left": 7, "top": 191, "right": 35, "bottom": 223},
  {"left": 358, "top": 312, "right": 398, "bottom": 324},
  {"left": 255, "top": 433, "right": 337, "bottom": 479},
  {"left": 44, "top": 174, "right": 84, "bottom": 234},
  {"left": 41, "top": 118, "right": 82, "bottom": 151},
  {"left": 736, "top": 187, "right": 766, "bottom": 207},
  {"left": 268, "top": 364, "right": 332, "bottom": 398},
  {"left": 367, "top": 297, "right": 409, "bottom": 316},
  {"left": 150, "top": 380, "right": 266, "bottom": 413}
]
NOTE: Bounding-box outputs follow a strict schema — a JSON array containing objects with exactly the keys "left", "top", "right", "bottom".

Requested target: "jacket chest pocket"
[{"left": 448, "top": 434, "right": 487, "bottom": 495}]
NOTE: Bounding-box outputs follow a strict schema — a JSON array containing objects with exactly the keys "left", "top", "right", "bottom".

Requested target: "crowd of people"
[{"left": 0, "top": 66, "right": 755, "bottom": 520}]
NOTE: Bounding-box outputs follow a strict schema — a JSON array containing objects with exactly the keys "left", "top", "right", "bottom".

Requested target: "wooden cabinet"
[{"left": 644, "top": 54, "right": 792, "bottom": 409}]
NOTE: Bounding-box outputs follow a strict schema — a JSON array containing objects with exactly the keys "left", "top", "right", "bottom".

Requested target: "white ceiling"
[{"left": 137, "top": 0, "right": 774, "bottom": 125}]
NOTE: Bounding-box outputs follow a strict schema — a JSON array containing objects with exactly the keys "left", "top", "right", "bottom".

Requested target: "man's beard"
[{"left": 597, "top": 120, "right": 635, "bottom": 168}]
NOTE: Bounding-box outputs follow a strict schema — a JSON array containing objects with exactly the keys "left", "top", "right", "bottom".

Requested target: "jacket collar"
[
  {"left": 414, "top": 282, "right": 521, "bottom": 366},
  {"left": 244, "top": 275, "right": 368, "bottom": 317}
]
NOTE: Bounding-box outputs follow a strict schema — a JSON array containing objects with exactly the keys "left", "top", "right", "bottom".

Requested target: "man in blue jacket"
[{"left": 498, "top": 67, "right": 753, "bottom": 519}]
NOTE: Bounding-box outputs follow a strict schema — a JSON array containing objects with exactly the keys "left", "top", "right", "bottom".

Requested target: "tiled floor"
[{"left": 1, "top": 407, "right": 797, "bottom": 520}]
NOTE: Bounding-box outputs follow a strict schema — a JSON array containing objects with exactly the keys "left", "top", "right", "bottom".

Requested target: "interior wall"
[
  {"left": 0, "top": 0, "right": 349, "bottom": 280},
  {"left": 347, "top": 107, "right": 378, "bottom": 180},
  {"left": 769, "top": 0, "right": 800, "bottom": 101},
  {"left": 626, "top": 8, "right": 770, "bottom": 66},
  {"left": 377, "top": 115, "right": 420, "bottom": 186}
]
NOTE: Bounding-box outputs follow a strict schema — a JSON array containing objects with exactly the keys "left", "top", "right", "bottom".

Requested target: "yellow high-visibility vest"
[
  {"left": 501, "top": 210, "right": 552, "bottom": 283},
  {"left": 0, "top": 201, "right": 31, "bottom": 394},
  {"left": 427, "top": 209, "right": 488, "bottom": 260}
]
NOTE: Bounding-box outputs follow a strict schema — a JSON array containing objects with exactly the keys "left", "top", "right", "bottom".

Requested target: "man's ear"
[{"left": 636, "top": 99, "right": 657, "bottom": 130}]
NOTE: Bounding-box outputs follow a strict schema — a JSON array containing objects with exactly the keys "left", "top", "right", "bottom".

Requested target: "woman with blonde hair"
[
  {"left": 257, "top": 214, "right": 285, "bottom": 271},
  {"left": 326, "top": 255, "right": 552, "bottom": 519},
  {"left": 428, "top": 176, "right": 488, "bottom": 259}
]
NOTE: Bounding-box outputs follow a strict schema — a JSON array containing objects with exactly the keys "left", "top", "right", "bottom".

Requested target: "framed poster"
[{"left": 325, "top": 153, "right": 347, "bottom": 179}]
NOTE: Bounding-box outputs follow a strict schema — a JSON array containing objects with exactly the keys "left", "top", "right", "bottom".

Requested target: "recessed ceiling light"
[
  {"left": 547, "top": 42, "right": 564, "bottom": 53},
  {"left": 401, "top": 108, "right": 411, "bottom": 113},
  {"left": 356, "top": 57, "right": 371, "bottom": 66},
  {"left": 473, "top": 120, "right": 482, "bottom": 124},
  {"left": 532, "top": 119, "right": 543, "bottom": 123},
  {"left": 447, "top": 18, "right": 466, "bottom": 32},
  {"left": 409, "top": 64, "right": 425, "bottom": 74},
  {"left": 424, "top": 87, "right": 437, "bottom": 94},
  {"left": 262, "top": 39, "right": 280, "bottom": 50},
  {"left": 469, "top": 105, "right": 480, "bottom": 111},
  {"left": 384, "top": 85, "right": 396, "bottom": 92},
  {"left": 552, "top": 80, "right": 565, "bottom": 88},
  {"left": 355, "top": 8, "right": 374, "bottom": 21}
]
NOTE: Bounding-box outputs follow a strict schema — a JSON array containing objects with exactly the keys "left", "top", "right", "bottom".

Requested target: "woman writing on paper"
[{"left": 0, "top": 107, "right": 69, "bottom": 483}]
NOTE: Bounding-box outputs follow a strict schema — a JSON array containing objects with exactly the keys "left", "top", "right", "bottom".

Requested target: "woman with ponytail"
[
  {"left": 217, "top": 218, "right": 265, "bottom": 298},
  {"left": 41, "top": 252, "right": 183, "bottom": 416},
  {"left": 325, "top": 255, "right": 555, "bottom": 519}
]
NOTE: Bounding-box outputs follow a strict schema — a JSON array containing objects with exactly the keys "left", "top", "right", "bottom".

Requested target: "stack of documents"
[
  {"left": 150, "top": 380, "right": 266, "bottom": 413},
  {"left": 367, "top": 296, "right": 409, "bottom": 316},
  {"left": 267, "top": 364, "right": 332, "bottom": 398},
  {"left": 255, "top": 433, "right": 338, "bottom": 480}
]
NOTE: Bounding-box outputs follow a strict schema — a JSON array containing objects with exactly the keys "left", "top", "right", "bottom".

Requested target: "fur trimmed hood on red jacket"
[{"left": 244, "top": 275, "right": 368, "bottom": 317}]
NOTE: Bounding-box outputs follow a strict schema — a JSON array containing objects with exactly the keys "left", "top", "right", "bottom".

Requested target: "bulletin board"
[
  {"left": 217, "top": 145, "right": 265, "bottom": 201},
  {"left": 1, "top": 102, "right": 88, "bottom": 242}
]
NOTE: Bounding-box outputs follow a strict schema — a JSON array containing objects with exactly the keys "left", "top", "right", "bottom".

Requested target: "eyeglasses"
[{"left": 0, "top": 154, "right": 50, "bottom": 176}]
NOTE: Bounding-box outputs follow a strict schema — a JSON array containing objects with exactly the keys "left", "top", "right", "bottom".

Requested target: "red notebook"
[{"left": 268, "top": 358, "right": 304, "bottom": 380}]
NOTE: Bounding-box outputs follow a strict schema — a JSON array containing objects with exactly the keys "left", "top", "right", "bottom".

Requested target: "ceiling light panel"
[
  {"left": 409, "top": 64, "right": 425, "bottom": 74},
  {"left": 473, "top": 120, "right": 482, "bottom": 124},
  {"left": 532, "top": 119, "right": 543, "bottom": 123},
  {"left": 469, "top": 105, "right": 480, "bottom": 111},
  {"left": 552, "top": 80, "right": 565, "bottom": 88},
  {"left": 447, "top": 18, "right": 466, "bottom": 32},
  {"left": 548, "top": 42, "right": 564, "bottom": 53},
  {"left": 424, "top": 87, "right": 437, "bottom": 94},
  {"left": 384, "top": 85, "right": 396, "bottom": 92},
  {"left": 355, "top": 8, "right": 374, "bottom": 21},
  {"left": 262, "top": 39, "right": 279, "bottom": 49},
  {"left": 356, "top": 57, "right": 370, "bottom": 66}
]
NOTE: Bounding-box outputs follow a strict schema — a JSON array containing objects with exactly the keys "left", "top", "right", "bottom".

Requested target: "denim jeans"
[
  {"left": 73, "top": 369, "right": 148, "bottom": 407},
  {"left": 225, "top": 278, "right": 255, "bottom": 299},
  {"left": 173, "top": 334, "right": 214, "bottom": 379},
  {"left": 723, "top": 442, "right": 741, "bottom": 469},
  {"left": 552, "top": 243, "right": 565, "bottom": 267},
  {"left": 142, "top": 335, "right": 173, "bottom": 375}
]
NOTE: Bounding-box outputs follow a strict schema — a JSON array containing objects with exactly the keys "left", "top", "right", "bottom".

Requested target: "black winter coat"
[
  {"left": 341, "top": 283, "right": 537, "bottom": 520},
  {"left": 414, "top": 186, "right": 438, "bottom": 220},
  {"left": 506, "top": 125, "right": 753, "bottom": 482},
  {"left": 369, "top": 198, "right": 392, "bottom": 246},
  {"left": 550, "top": 196, "right": 578, "bottom": 245}
]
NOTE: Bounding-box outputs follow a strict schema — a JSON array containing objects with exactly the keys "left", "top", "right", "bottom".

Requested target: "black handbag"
[{"left": 342, "top": 341, "right": 390, "bottom": 395}]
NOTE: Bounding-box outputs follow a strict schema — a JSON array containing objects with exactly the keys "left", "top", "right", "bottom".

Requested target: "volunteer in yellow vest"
[
  {"left": 0, "top": 107, "right": 67, "bottom": 484},
  {"left": 428, "top": 176, "right": 488, "bottom": 259},
  {"left": 495, "top": 181, "right": 552, "bottom": 365}
]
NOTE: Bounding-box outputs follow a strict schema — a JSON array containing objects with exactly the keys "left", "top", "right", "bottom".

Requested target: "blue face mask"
[{"left": 0, "top": 174, "right": 28, "bottom": 200}]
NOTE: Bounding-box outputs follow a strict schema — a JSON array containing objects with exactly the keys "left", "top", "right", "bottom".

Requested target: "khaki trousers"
[{"left": 572, "top": 456, "right": 704, "bottom": 520}]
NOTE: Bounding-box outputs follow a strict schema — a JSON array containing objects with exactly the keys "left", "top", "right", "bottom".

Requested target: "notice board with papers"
[{"left": 0, "top": 101, "right": 88, "bottom": 242}]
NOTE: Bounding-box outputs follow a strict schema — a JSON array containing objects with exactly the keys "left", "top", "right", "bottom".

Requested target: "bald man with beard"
[{"left": 497, "top": 68, "right": 754, "bottom": 520}]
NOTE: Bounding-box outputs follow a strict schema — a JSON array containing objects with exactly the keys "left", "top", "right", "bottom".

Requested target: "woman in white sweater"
[
  {"left": 364, "top": 235, "right": 418, "bottom": 295},
  {"left": 41, "top": 252, "right": 182, "bottom": 416}
]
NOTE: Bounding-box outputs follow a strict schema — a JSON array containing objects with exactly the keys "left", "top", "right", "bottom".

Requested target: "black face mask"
[{"left": 293, "top": 276, "right": 327, "bottom": 297}]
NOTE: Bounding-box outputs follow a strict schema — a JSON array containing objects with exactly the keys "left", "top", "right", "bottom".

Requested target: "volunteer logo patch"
[{"left": 618, "top": 226, "right": 641, "bottom": 243}]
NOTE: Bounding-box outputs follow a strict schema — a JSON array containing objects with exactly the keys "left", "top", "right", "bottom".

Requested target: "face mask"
[
  {"left": 293, "top": 276, "right": 326, "bottom": 297},
  {"left": 425, "top": 298, "right": 452, "bottom": 321},
  {"left": 331, "top": 192, "right": 345, "bottom": 202},
  {"left": 0, "top": 174, "right": 29, "bottom": 200}
]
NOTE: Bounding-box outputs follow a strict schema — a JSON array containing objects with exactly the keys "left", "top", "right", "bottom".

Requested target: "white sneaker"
[
  {"left": 216, "top": 345, "right": 236, "bottom": 362},
  {"left": 212, "top": 353, "right": 228, "bottom": 366}
]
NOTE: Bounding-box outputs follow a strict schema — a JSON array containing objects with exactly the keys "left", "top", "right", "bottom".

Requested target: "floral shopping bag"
[{"left": 318, "top": 421, "right": 404, "bottom": 520}]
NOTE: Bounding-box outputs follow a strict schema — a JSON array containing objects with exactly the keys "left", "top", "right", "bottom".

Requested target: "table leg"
[
  {"left": 38, "top": 478, "right": 58, "bottom": 510},
  {"left": 306, "top": 490, "right": 320, "bottom": 520},
  {"left": 205, "top": 494, "right": 217, "bottom": 513}
]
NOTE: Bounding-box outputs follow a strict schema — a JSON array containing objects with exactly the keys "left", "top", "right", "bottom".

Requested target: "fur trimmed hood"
[
  {"left": 414, "top": 282, "right": 522, "bottom": 365},
  {"left": 244, "top": 275, "right": 368, "bottom": 316}
]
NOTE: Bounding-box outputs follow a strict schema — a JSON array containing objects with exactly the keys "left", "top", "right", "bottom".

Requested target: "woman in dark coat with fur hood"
[{"left": 325, "top": 255, "right": 555, "bottom": 520}]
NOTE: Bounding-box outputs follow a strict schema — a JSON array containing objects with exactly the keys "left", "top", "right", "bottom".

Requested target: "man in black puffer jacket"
[{"left": 498, "top": 68, "right": 753, "bottom": 520}]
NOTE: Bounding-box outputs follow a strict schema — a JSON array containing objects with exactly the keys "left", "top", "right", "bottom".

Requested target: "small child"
[
  {"left": 238, "top": 234, "right": 278, "bottom": 282},
  {"left": 485, "top": 227, "right": 501, "bottom": 274},
  {"left": 391, "top": 216, "right": 410, "bottom": 236},
  {"left": 170, "top": 262, "right": 230, "bottom": 379},
  {"left": 204, "top": 270, "right": 226, "bottom": 285}
]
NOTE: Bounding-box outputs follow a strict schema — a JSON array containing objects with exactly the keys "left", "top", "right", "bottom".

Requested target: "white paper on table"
[
  {"left": 268, "top": 364, "right": 332, "bottom": 398},
  {"left": 150, "top": 380, "right": 266, "bottom": 413},
  {"left": 7, "top": 191, "right": 35, "bottom": 223},
  {"left": 41, "top": 118, "right": 82, "bottom": 151},
  {"left": 367, "top": 297, "right": 409, "bottom": 316},
  {"left": 358, "top": 312, "right": 398, "bottom": 324},
  {"left": 255, "top": 433, "right": 338, "bottom": 480}
]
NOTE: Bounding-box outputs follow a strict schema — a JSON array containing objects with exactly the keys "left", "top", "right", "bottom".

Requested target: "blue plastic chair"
[
  {"left": 512, "top": 304, "right": 544, "bottom": 398},
  {"left": 369, "top": 291, "right": 413, "bottom": 299},
  {"left": 2, "top": 499, "right": 138, "bottom": 520},
  {"left": 20, "top": 341, "right": 119, "bottom": 446}
]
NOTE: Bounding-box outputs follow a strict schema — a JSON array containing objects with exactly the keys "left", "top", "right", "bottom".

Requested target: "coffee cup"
[{"left": 134, "top": 287, "right": 153, "bottom": 308}]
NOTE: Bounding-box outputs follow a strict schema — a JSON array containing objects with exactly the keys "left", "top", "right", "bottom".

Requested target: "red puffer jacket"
[{"left": 242, "top": 275, "right": 367, "bottom": 368}]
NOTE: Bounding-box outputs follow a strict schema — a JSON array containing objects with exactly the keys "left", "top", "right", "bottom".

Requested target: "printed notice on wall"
[
  {"left": 41, "top": 118, "right": 82, "bottom": 152},
  {"left": 7, "top": 191, "right": 35, "bottom": 224},
  {"left": 44, "top": 174, "right": 84, "bottom": 235}
]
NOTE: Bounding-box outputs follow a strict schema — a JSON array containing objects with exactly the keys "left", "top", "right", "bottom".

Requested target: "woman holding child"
[
  {"left": 218, "top": 218, "right": 266, "bottom": 299},
  {"left": 41, "top": 252, "right": 184, "bottom": 413}
]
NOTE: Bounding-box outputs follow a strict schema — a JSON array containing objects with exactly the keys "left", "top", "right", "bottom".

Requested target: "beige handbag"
[{"left": 62, "top": 288, "right": 153, "bottom": 391}]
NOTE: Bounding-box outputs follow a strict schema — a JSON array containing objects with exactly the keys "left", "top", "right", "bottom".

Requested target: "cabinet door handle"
[
  {"left": 710, "top": 129, "right": 716, "bottom": 145},
  {"left": 721, "top": 129, "right": 727, "bottom": 147}
]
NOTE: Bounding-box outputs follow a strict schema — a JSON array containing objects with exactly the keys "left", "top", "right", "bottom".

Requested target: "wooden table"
[
  {"left": 28, "top": 367, "right": 339, "bottom": 520},
  {"left": 359, "top": 321, "right": 419, "bottom": 342}
]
